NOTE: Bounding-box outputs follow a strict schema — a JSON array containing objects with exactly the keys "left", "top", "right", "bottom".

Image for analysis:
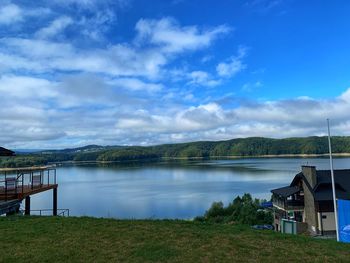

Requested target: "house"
[
  {"left": 0, "top": 147, "right": 15, "bottom": 156},
  {"left": 271, "top": 166, "right": 350, "bottom": 235}
]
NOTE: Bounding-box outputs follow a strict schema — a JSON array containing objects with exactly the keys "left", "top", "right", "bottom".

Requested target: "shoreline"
[
  {"left": 209, "top": 153, "right": 350, "bottom": 158},
  {"left": 51, "top": 153, "right": 350, "bottom": 166}
]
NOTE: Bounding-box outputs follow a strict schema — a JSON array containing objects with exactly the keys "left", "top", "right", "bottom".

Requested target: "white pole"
[{"left": 327, "top": 118, "right": 339, "bottom": 241}]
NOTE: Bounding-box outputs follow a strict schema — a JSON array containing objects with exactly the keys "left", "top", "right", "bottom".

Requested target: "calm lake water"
[{"left": 28, "top": 158, "right": 350, "bottom": 219}]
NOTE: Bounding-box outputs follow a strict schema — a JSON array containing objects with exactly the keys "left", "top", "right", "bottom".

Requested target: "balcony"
[
  {"left": 273, "top": 198, "right": 304, "bottom": 211},
  {"left": 0, "top": 166, "right": 57, "bottom": 201}
]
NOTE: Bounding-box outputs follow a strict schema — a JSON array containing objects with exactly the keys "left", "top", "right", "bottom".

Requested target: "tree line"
[{"left": 2, "top": 136, "right": 350, "bottom": 167}]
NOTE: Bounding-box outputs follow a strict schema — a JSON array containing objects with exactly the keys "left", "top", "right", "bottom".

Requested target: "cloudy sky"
[{"left": 1, "top": 0, "right": 350, "bottom": 149}]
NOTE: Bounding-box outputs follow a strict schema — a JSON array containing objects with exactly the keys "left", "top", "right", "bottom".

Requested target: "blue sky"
[{"left": 1, "top": 0, "right": 350, "bottom": 149}]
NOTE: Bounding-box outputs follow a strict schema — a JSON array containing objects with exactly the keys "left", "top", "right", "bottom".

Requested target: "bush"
[
  {"left": 204, "top": 201, "right": 226, "bottom": 218},
  {"left": 197, "top": 193, "right": 273, "bottom": 225}
]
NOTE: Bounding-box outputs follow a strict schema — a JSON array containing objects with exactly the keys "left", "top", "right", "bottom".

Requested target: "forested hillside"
[{"left": 2, "top": 136, "right": 350, "bottom": 167}]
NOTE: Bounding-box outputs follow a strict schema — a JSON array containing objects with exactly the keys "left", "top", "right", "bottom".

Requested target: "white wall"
[{"left": 318, "top": 212, "right": 336, "bottom": 232}]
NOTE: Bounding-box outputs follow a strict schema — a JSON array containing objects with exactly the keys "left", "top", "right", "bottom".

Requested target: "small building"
[
  {"left": 0, "top": 147, "right": 15, "bottom": 156},
  {"left": 271, "top": 166, "right": 350, "bottom": 236}
]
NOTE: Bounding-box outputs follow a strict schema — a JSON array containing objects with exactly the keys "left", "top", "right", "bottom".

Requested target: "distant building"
[
  {"left": 0, "top": 147, "right": 15, "bottom": 156},
  {"left": 271, "top": 166, "right": 350, "bottom": 235}
]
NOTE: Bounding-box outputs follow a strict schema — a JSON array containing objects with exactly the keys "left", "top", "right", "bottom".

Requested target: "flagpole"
[{"left": 327, "top": 118, "right": 339, "bottom": 241}]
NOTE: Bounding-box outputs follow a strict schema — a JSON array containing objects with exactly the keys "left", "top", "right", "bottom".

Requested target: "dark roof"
[
  {"left": 313, "top": 170, "right": 350, "bottom": 201},
  {"left": 289, "top": 169, "right": 350, "bottom": 201},
  {"left": 0, "top": 147, "right": 15, "bottom": 156},
  {"left": 271, "top": 185, "right": 301, "bottom": 197}
]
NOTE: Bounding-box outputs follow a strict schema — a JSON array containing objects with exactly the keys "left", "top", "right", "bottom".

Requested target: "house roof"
[
  {"left": 271, "top": 185, "right": 301, "bottom": 197},
  {"left": 313, "top": 170, "right": 350, "bottom": 201},
  {"left": 0, "top": 147, "right": 15, "bottom": 156},
  {"left": 281, "top": 169, "right": 350, "bottom": 201}
]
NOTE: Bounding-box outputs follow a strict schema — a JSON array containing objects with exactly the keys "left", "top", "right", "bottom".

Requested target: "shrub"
[{"left": 197, "top": 193, "right": 273, "bottom": 225}]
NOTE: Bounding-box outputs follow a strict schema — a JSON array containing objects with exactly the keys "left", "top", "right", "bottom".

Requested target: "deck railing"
[
  {"left": 0, "top": 166, "right": 57, "bottom": 201},
  {"left": 25, "top": 208, "right": 70, "bottom": 217},
  {"left": 273, "top": 197, "right": 304, "bottom": 211}
]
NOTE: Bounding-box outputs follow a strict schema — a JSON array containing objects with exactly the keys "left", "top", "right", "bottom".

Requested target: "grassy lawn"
[{"left": 1, "top": 216, "right": 350, "bottom": 262}]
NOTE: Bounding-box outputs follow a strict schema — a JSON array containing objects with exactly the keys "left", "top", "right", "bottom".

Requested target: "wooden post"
[
  {"left": 25, "top": 196, "right": 31, "bottom": 215},
  {"left": 53, "top": 188, "right": 57, "bottom": 216}
]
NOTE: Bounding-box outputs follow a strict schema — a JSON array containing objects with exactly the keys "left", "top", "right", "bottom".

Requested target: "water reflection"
[{"left": 28, "top": 157, "right": 350, "bottom": 219}]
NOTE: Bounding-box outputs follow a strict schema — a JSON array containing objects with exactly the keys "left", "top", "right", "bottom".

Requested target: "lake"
[{"left": 28, "top": 157, "right": 350, "bottom": 219}]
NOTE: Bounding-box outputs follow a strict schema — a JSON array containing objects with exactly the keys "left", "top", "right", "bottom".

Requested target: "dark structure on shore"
[
  {"left": 0, "top": 147, "right": 15, "bottom": 156},
  {"left": 0, "top": 147, "right": 62, "bottom": 216},
  {"left": 0, "top": 166, "right": 59, "bottom": 216},
  {"left": 271, "top": 166, "right": 350, "bottom": 235}
]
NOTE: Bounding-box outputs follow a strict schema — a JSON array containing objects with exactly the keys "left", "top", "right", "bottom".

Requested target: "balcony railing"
[
  {"left": 0, "top": 166, "right": 57, "bottom": 201},
  {"left": 273, "top": 198, "right": 304, "bottom": 210},
  {"left": 23, "top": 208, "right": 70, "bottom": 217}
]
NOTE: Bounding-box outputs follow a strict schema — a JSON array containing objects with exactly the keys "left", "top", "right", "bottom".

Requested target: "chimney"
[{"left": 302, "top": 165, "right": 317, "bottom": 188}]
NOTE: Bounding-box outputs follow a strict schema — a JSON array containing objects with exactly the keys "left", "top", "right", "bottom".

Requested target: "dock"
[{"left": 0, "top": 166, "right": 58, "bottom": 216}]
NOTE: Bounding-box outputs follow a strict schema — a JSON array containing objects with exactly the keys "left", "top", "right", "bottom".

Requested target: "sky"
[{"left": 1, "top": 0, "right": 350, "bottom": 149}]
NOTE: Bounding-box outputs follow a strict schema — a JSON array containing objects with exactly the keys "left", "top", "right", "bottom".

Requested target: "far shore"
[
  {"left": 50, "top": 153, "right": 350, "bottom": 166},
  {"left": 210, "top": 153, "right": 350, "bottom": 158}
]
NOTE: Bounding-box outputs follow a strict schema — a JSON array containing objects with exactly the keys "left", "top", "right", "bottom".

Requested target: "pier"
[{"left": 0, "top": 166, "right": 58, "bottom": 216}]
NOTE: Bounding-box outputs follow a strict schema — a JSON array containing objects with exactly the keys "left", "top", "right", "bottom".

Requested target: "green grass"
[{"left": 1, "top": 216, "right": 350, "bottom": 262}]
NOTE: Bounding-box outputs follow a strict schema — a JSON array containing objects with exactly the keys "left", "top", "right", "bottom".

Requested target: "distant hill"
[
  {"left": 2, "top": 136, "right": 350, "bottom": 167},
  {"left": 40, "top": 144, "right": 122, "bottom": 154},
  {"left": 87, "top": 136, "right": 350, "bottom": 161},
  {"left": 14, "top": 149, "right": 43, "bottom": 154}
]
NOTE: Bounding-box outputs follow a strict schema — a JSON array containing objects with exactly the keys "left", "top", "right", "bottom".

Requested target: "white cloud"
[
  {"left": 0, "top": 4, "right": 22, "bottom": 25},
  {"left": 53, "top": 0, "right": 109, "bottom": 8},
  {"left": 0, "top": 52, "right": 44, "bottom": 73},
  {"left": 25, "top": 7, "right": 52, "bottom": 17},
  {"left": 246, "top": 0, "right": 282, "bottom": 13},
  {"left": 54, "top": 0, "right": 98, "bottom": 6},
  {"left": 0, "top": 77, "right": 64, "bottom": 145},
  {"left": 201, "top": 55, "right": 213, "bottom": 63},
  {"left": 0, "top": 18, "right": 230, "bottom": 80},
  {"left": 242, "top": 81, "right": 263, "bottom": 92},
  {"left": 0, "top": 38, "right": 167, "bottom": 78},
  {"left": 2, "top": 77, "right": 350, "bottom": 148},
  {"left": 5, "top": 5, "right": 343, "bottom": 148},
  {"left": 0, "top": 75, "right": 57, "bottom": 99},
  {"left": 36, "top": 16, "right": 73, "bottom": 39},
  {"left": 79, "top": 10, "right": 116, "bottom": 41},
  {"left": 135, "top": 17, "right": 231, "bottom": 53},
  {"left": 216, "top": 47, "right": 247, "bottom": 77},
  {"left": 1, "top": 38, "right": 74, "bottom": 59},
  {"left": 187, "top": 71, "right": 221, "bottom": 87},
  {"left": 110, "top": 88, "right": 350, "bottom": 145},
  {"left": 115, "top": 102, "right": 230, "bottom": 134},
  {"left": 109, "top": 78, "right": 163, "bottom": 92},
  {"left": 0, "top": 3, "right": 243, "bottom": 148},
  {"left": 1, "top": 2, "right": 347, "bottom": 149}
]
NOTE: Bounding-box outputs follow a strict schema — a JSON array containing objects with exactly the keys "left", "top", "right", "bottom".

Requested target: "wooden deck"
[
  {"left": 0, "top": 165, "right": 55, "bottom": 172},
  {"left": 0, "top": 165, "right": 57, "bottom": 201},
  {"left": 0, "top": 166, "right": 60, "bottom": 215},
  {"left": 0, "top": 184, "right": 58, "bottom": 201}
]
